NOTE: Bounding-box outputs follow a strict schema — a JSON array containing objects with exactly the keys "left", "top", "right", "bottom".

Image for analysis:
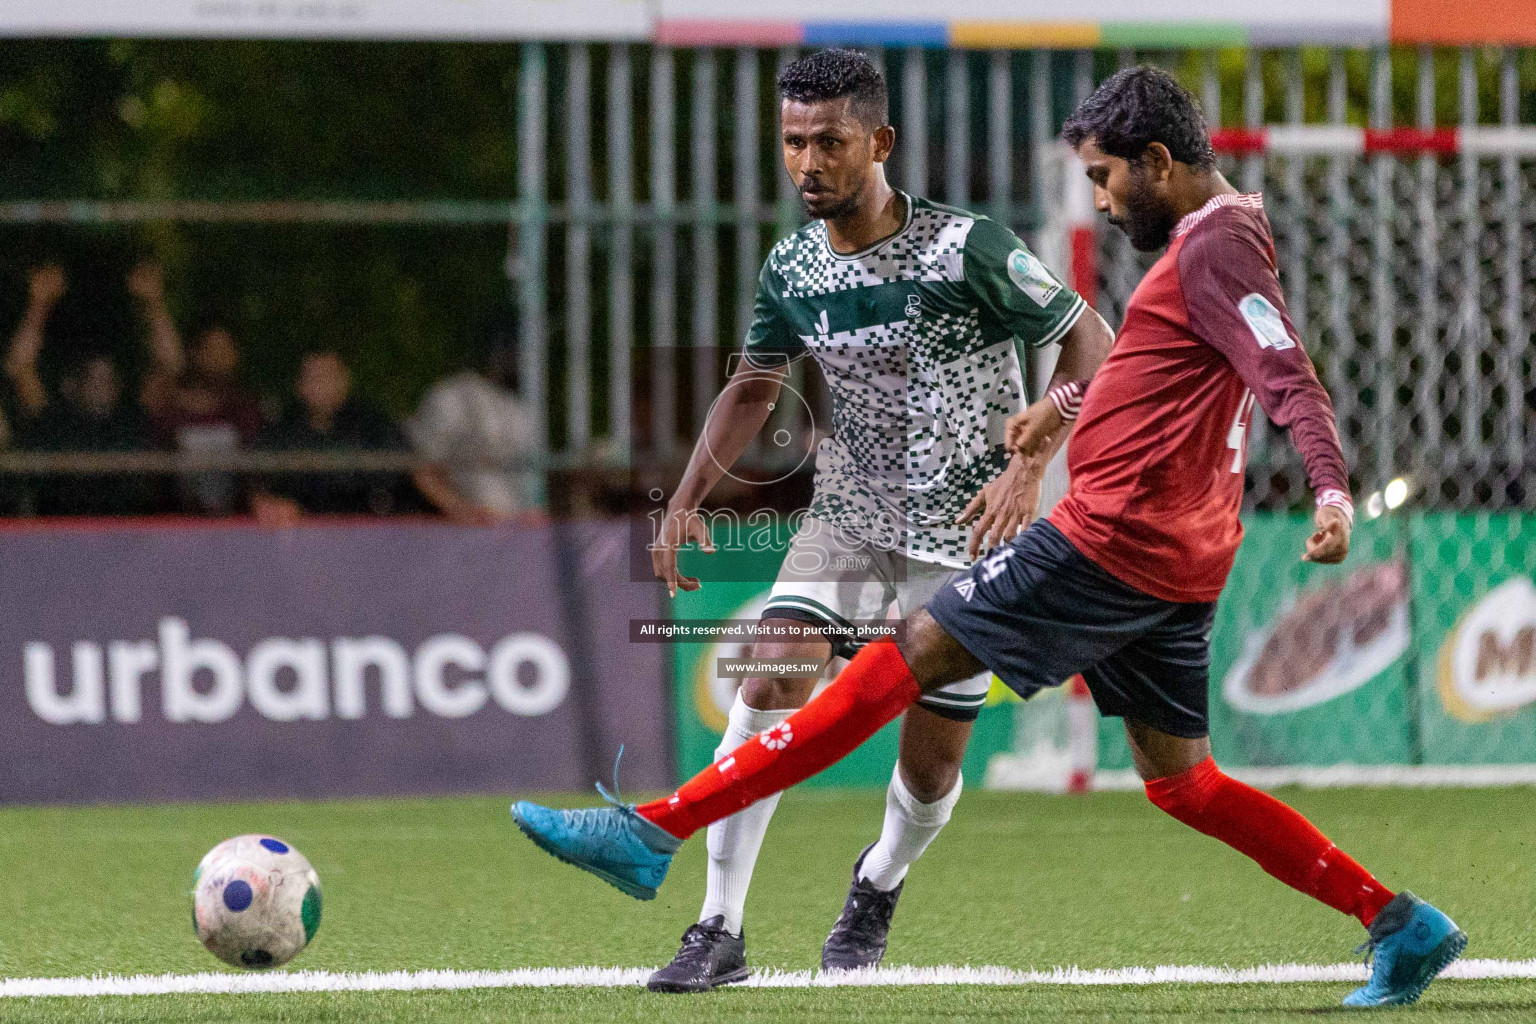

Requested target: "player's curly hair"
[
  {"left": 1061, "top": 66, "right": 1216, "bottom": 170},
  {"left": 776, "top": 48, "right": 888, "bottom": 128}
]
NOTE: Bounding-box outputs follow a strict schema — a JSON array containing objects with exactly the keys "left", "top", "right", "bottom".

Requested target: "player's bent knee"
[
  {"left": 739, "top": 674, "right": 817, "bottom": 711},
  {"left": 1143, "top": 756, "right": 1225, "bottom": 821},
  {"left": 897, "top": 705, "right": 971, "bottom": 801},
  {"left": 896, "top": 610, "right": 984, "bottom": 692},
  {"left": 1124, "top": 720, "right": 1212, "bottom": 783},
  {"left": 898, "top": 760, "right": 962, "bottom": 804},
  {"left": 737, "top": 618, "right": 831, "bottom": 710}
]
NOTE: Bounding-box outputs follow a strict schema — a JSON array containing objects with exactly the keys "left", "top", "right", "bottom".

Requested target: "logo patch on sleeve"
[
  {"left": 1006, "top": 249, "right": 1062, "bottom": 308},
  {"left": 1239, "top": 293, "right": 1295, "bottom": 351}
]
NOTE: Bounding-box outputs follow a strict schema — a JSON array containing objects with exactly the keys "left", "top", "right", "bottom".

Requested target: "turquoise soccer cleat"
[
  {"left": 1342, "top": 891, "right": 1467, "bottom": 1008},
  {"left": 510, "top": 785, "right": 681, "bottom": 901}
]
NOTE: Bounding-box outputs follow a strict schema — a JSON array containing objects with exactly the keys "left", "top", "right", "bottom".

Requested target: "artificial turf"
[{"left": 3, "top": 786, "right": 1533, "bottom": 1022}]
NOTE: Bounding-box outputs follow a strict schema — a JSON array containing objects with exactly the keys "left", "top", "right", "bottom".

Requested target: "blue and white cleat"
[
  {"left": 510, "top": 789, "right": 681, "bottom": 901},
  {"left": 1343, "top": 891, "right": 1467, "bottom": 1008}
]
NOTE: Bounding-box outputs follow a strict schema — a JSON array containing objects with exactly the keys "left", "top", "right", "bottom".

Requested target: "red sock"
[
  {"left": 638, "top": 640, "right": 922, "bottom": 840},
  {"left": 1145, "top": 757, "right": 1395, "bottom": 927}
]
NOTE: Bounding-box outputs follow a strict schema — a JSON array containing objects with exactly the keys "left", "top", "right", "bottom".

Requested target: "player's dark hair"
[
  {"left": 1061, "top": 65, "right": 1216, "bottom": 170},
  {"left": 776, "top": 49, "right": 888, "bottom": 128}
]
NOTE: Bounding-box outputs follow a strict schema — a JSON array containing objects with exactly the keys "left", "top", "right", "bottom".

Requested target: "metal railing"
[
  {"left": 0, "top": 452, "right": 525, "bottom": 474},
  {"left": 506, "top": 43, "right": 1534, "bottom": 512},
  {"left": 6, "top": 44, "right": 1533, "bottom": 510}
]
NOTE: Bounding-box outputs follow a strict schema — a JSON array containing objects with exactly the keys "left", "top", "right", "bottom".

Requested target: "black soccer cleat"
[
  {"left": 821, "top": 845, "right": 903, "bottom": 971},
  {"left": 646, "top": 916, "right": 750, "bottom": 993}
]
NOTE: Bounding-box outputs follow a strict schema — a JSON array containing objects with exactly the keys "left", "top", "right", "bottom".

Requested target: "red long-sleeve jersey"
[{"left": 1048, "top": 193, "right": 1352, "bottom": 603}]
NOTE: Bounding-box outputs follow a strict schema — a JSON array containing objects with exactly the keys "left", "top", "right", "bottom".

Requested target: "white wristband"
[
  {"left": 1046, "top": 381, "right": 1084, "bottom": 422},
  {"left": 1316, "top": 489, "right": 1354, "bottom": 525}
]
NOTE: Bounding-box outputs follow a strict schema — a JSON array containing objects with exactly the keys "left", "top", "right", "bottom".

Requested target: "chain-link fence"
[
  {"left": 9, "top": 44, "right": 1536, "bottom": 520},
  {"left": 1098, "top": 145, "right": 1536, "bottom": 514},
  {"left": 1088, "top": 47, "right": 1536, "bottom": 517}
]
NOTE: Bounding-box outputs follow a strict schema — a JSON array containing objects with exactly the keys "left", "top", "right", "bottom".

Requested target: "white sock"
[
  {"left": 857, "top": 766, "right": 963, "bottom": 892},
  {"left": 698, "top": 693, "right": 794, "bottom": 935}
]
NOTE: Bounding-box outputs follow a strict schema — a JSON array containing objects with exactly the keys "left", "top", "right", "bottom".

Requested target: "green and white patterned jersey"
[{"left": 744, "top": 193, "right": 1085, "bottom": 567}]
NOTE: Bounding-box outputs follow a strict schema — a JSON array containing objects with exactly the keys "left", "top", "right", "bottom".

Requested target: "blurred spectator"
[
  {"left": 133, "top": 263, "right": 262, "bottom": 513},
  {"left": 4, "top": 264, "right": 65, "bottom": 423},
  {"left": 407, "top": 312, "right": 546, "bottom": 526},
  {"left": 139, "top": 268, "right": 262, "bottom": 445},
  {"left": 4, "top": 265, "right": 156, "bottom": 515},
  {"left": 250, "top": 350, "right": 413, "bottom": 524}
]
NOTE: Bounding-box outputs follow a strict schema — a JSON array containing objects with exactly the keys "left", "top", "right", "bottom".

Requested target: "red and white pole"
[
  {"left": 1209, "top": 124, "right": 1536, "bottom": 158},
  {"left": 1065, "top": 675, "right": 1097, "bottom": 794},
  {"left": 1064, "top": 144, "right": 1098, "bottom": 312}
]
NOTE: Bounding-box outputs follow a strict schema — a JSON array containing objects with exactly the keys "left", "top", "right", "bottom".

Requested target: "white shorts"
[{"left": 761, "top": 517, "right": 992, "bottom": 721}]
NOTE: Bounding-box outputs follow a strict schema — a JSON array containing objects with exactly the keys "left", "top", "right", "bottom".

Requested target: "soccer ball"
[{"left": 192, "top": 835, "right": 322, "bottom": 969}]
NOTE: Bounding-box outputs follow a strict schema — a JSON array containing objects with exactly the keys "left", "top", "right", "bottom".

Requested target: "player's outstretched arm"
[
  {"left": 956, "top": 453, "right": 1039, "bottom": 558},
  {"left": 652, "top": 358, "right": 787, "bottom": 596},
  {"left": 1178, "top": 217, "right": 1354, "bottom": 561},
  {"left": 1005, "top": 388, "right": 1070, "bottom": 459},
  {"left": 961, "top": 230, "right": 1114, "bottom": 554},
  {"left": 1021, "top": 304, "right": 1113, "bottom": 462},
  {"left": 1051, "top": 304, "right": 1114, "bottom": 385},
  {"left": 1003, "top": 305, "right": 1113, "bottom": 464},
  {"left": 968, "top": 376, "right": 1096, "bottom": 557}
]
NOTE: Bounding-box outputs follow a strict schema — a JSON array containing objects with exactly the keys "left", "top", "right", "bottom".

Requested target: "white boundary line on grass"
[{"left": 6, "top": 959, "right": 1536, "bottom": 998}]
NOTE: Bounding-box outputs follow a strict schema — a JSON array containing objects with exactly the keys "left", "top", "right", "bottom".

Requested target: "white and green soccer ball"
[{"left": 192, "top": 835, "right": 322, "bottom": 969}]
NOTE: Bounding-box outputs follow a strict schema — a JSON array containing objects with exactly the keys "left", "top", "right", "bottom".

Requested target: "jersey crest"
[
  {"left": 1239, "top": 293, "right": 1295, "bottom": 351},
  {"left": 1006, "top": 248, "right": 1062, "bottom": 307}
]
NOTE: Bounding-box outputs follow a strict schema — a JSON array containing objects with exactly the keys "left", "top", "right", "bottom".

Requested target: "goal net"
[{"left": 992, "top": 130, "right": 1536, "bottom": 790}]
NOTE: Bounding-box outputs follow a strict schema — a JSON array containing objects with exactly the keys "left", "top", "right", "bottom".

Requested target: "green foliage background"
[{"left": 0, "top": 41, "right": 522, "bottom": 416}]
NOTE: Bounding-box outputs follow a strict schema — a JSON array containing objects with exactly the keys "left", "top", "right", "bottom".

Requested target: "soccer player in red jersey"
[{"left": 513, "top": 67, "right": 1466, "bottom": 1008}]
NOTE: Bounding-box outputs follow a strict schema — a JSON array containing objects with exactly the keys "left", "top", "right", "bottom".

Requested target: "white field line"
[{"left": 5, "top": 959, "right": 1536, "bottom": 998}]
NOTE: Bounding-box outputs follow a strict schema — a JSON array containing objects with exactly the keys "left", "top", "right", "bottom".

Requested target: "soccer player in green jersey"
[{"left": 643, "top": 49, "right": 1113, "bottom": 990}]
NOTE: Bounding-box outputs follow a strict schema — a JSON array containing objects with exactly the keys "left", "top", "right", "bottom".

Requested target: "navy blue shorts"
[{"left": 926, "top": 520, "right": 1216, "bottom": 739}]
